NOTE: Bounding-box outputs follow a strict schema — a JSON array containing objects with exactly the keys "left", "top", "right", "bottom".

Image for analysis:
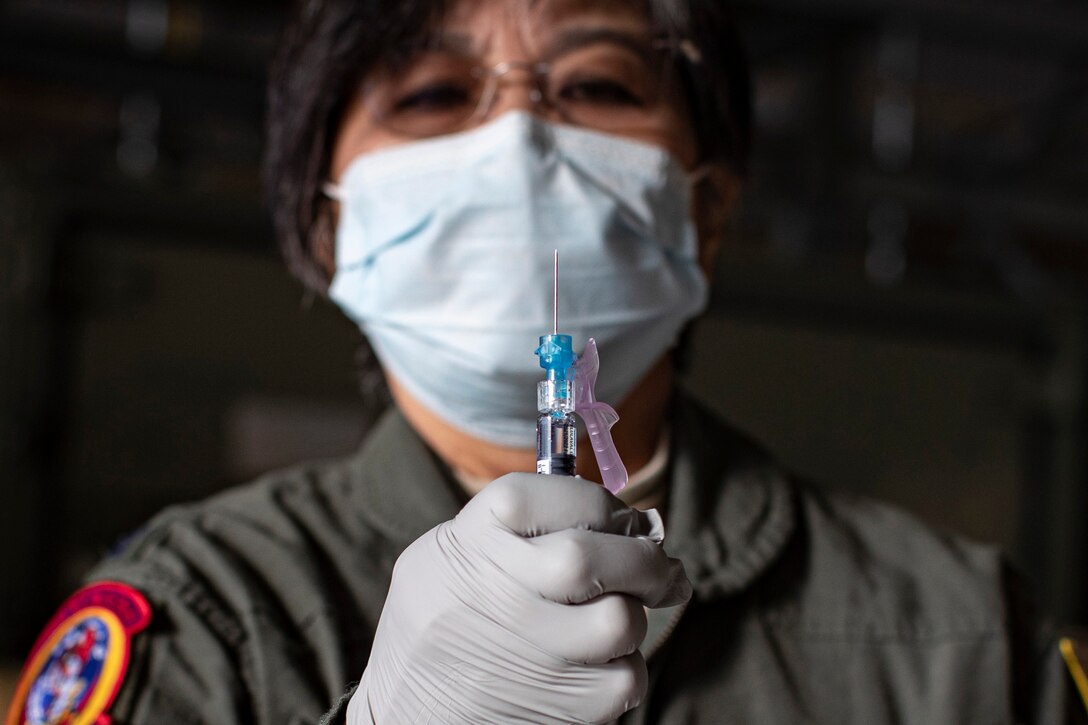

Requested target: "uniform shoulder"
[
  {"left": 11, "top": 454, "right": 386, "bottom": 725},
  {"left": 770, "top": 481, "right": 1011, "bottom": 639},
  {"left": 675, "top": 391, "right": 1012, "bottom": 637},
  {"left": 88, "top": 451, "right": 396, "bottom": 613},
  {"left": 113, "top": 454, "right": 364, "bottom": 557}
]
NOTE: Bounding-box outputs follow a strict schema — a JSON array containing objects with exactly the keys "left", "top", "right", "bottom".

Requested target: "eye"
[
  {"left": 558, "top": 77, "right": 647, "bottom": 107},
  {"left": 391, "top": 82, "right": 475, "bottom": 114}
]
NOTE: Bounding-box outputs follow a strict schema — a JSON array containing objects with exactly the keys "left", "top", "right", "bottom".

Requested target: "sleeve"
[
  {"left": 67, "top": 524, "right": 349, "bottom": 724},
  {"left": 91, "top": 549, "right": 346, "bottom": 725},
  {"left": 10, "top": 461, "right": 416, "bottom": 725},
  {"left": 1, "top": 576, "right": 258, "bottom": 725},
  {"left": 104, "top": 572, "right": 255, "bottom": 724}
]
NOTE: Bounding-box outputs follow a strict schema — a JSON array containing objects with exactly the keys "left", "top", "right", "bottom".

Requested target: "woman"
[{"left": 7, "top": 0, "right": 1076, "bottom": 723}]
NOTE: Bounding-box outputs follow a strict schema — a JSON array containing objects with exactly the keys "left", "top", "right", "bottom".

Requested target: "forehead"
[
  {"left": 435, "top": 0, "right": 654, "bottom": 48},
  {"left": 445, "top": 0, "right": 649, "bottom": 19}
]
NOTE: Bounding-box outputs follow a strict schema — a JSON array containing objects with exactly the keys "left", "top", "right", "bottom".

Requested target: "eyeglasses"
[{"left": 361, "top": 36, "right": 702, "bottom": 139}]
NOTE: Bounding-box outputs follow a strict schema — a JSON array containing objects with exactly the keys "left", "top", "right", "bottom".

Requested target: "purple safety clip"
[{"left": 573, "top": 338, "right": 628, "bottom": 494}]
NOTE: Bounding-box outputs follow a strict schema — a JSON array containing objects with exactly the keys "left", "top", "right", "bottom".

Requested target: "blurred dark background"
[{"left": 1, "top": 0, "right": 1087, "bottom": 695}]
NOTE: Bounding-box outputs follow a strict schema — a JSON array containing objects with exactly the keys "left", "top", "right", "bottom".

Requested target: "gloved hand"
[{"left": 346, "top": 472, "right": 691, "bottom": 724}]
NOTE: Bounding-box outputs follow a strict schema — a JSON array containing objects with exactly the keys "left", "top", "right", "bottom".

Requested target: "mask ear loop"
[
  {"left": 688, "top": 165, "right": 712, "bottom": 188},
  {"left": 687, "top": 161, "right": 738, "bottom": 285},
  {"left": 322, "top": 181, "right": 344, "bottom": 201},
  {"left": 314, "top": 181, "right": 344, "bottom": 280}
]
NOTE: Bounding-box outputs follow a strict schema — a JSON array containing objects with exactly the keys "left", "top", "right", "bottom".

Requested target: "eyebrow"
[
  {"left": 411, "top": 26, "right": 656, "bottom": 63},
  {"left": 539, "top": 27, "right": 657, "bottom": 63}
]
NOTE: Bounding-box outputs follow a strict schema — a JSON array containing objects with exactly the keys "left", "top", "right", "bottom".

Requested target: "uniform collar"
[
  {"left": 348, "top": 389, "right": 797, "bottom": 600},
  {"left": 349, "top": 410, "right": 468, "bottom": 548}
]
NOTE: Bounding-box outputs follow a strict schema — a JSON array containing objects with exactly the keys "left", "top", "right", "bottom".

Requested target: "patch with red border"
[{"left": 5, "top": 582, "right": 151, "bottom": 725}]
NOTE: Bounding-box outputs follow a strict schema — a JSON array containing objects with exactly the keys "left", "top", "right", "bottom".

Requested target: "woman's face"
[
  {"left": 330, "top": 0, "right": 700, "bottom": 177},
  {"left": 320, "top": 0, "right": 739, "bottom": 474},
  {"left": 324, "top": 0, "right": 736, "bottom": 279}
]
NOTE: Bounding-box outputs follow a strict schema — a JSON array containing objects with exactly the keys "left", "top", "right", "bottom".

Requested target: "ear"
[
  {"left": 691, "top": 164, "right": 741, "bottom": 281},
  {"left": 313, "top": 198, "right": 338, "bottom": 282}
]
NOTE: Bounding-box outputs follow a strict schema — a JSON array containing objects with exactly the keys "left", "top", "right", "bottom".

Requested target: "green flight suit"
[{"left": 58, "top": 392, "right": 1086, "bottom": 722}]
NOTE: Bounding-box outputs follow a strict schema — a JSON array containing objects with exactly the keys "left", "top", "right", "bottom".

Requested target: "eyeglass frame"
[{"left": 361, "top": 36, "right": 705, "bottom": 138}]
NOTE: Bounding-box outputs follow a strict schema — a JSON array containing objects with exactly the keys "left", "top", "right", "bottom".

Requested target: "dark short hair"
[{"left": 263, "top": 0, "right": 752, "bottom": 293}]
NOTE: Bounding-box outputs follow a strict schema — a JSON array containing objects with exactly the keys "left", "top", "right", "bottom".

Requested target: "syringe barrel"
[
  {"left": 536, "top": 379, "right": 577, "bottom": 476},
  {"left": 536, "top": 411, "right": 576, "bottom": 476}
]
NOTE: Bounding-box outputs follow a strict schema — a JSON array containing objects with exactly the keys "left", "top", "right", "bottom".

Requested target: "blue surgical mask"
[{"left": 325, "top": 112, "right": 708, "bottom": 448}]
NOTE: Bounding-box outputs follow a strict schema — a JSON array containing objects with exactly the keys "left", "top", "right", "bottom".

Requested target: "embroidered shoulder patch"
[{"left": 5, "top": 582, "right": 151, "bottom": 725}]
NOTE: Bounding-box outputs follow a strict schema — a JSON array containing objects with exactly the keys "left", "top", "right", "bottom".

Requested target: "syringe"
[{"left": 535, "top": 251, "right": 577, "bottom": 476}]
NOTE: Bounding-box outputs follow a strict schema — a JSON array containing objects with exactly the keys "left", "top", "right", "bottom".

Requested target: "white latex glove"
[{"left": 347, "top": 472, "right": 691, "bottom": 724}]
